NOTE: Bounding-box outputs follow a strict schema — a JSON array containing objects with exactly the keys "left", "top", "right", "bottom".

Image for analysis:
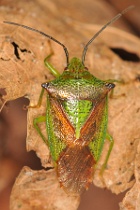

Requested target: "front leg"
[
  {"left": 100, "top": 133, "right": 114, "bottom": 175},
  {"left": 33, "top": 115, "right": 48, "bottom": 145}
]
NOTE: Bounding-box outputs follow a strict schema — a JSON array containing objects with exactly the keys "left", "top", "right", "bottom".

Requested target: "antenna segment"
[
  {"left": 82, "top": 5, "right": 134, "bottom": 65},
  {"left": 3, "top": 21, "right": 69, "bottom": 66}
]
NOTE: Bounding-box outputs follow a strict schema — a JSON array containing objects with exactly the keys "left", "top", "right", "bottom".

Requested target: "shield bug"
[{"left": 4, "top": 5, "right": 134, "bottom": 195}]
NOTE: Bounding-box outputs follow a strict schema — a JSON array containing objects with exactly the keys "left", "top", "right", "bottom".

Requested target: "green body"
[
  {"left": 34, "top": 57, "right": 115, "bottom": 194},
  {"left": 45, "top": 58, "right": 110, "bottom": 162}
]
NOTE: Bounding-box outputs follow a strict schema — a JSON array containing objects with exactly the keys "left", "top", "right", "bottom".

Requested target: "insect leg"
[
  {"left": 44, "top": 42, "right": 60, "bottom": 78},
  {"left": 33, "top": 115, "right": 48, "bottom": 145},
  {"left": 100, "top": 133, "right": 114, "bottom": 175},
  {"left": 28, "top": 88, "right": 45, "bottom": 108},
  {"left": 44, "top": 54, "right": 60, "bottom": 77}
]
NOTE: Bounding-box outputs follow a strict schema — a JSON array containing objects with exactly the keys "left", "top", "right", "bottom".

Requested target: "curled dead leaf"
[{"left": 10, "top": 167, "right": 80, "bottom": 210}]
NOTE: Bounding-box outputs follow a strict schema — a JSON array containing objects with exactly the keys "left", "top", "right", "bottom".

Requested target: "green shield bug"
[{"left": 4, "top": 5, "right": 134, "bottom": 195}]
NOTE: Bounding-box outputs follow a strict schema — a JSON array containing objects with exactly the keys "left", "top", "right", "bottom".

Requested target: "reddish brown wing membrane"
[
  {"left": 50, "top": 97, "right": 75, "bottom": 144},
  {"left": 80, "top": 98, "right": 106, "bottom": 145},
  {"left": 57, "top": 145, "right": 95, "bottom": 195}
]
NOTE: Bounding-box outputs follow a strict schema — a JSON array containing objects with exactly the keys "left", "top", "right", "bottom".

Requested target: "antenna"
[
  {"left": 82, "top": 5, "right": 135, "bottom": 65},
  {"left": 3, "top": 21, "right": 69, "bottom": 66}
]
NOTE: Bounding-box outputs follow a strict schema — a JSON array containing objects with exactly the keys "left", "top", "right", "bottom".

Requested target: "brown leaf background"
[{"left": 0, "top": 0, "right": 140, "bottom": 210}]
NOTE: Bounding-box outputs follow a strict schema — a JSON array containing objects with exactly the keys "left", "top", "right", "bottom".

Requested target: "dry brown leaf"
[
  {"left": 105, "top": 0, "right": 140, "bottom": 34},
  {"left": 10, "top": 167, "right": 80, "bottom": 210},
  {"left": 0, "top": 0, "right": 140, "bottom": 210}
]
